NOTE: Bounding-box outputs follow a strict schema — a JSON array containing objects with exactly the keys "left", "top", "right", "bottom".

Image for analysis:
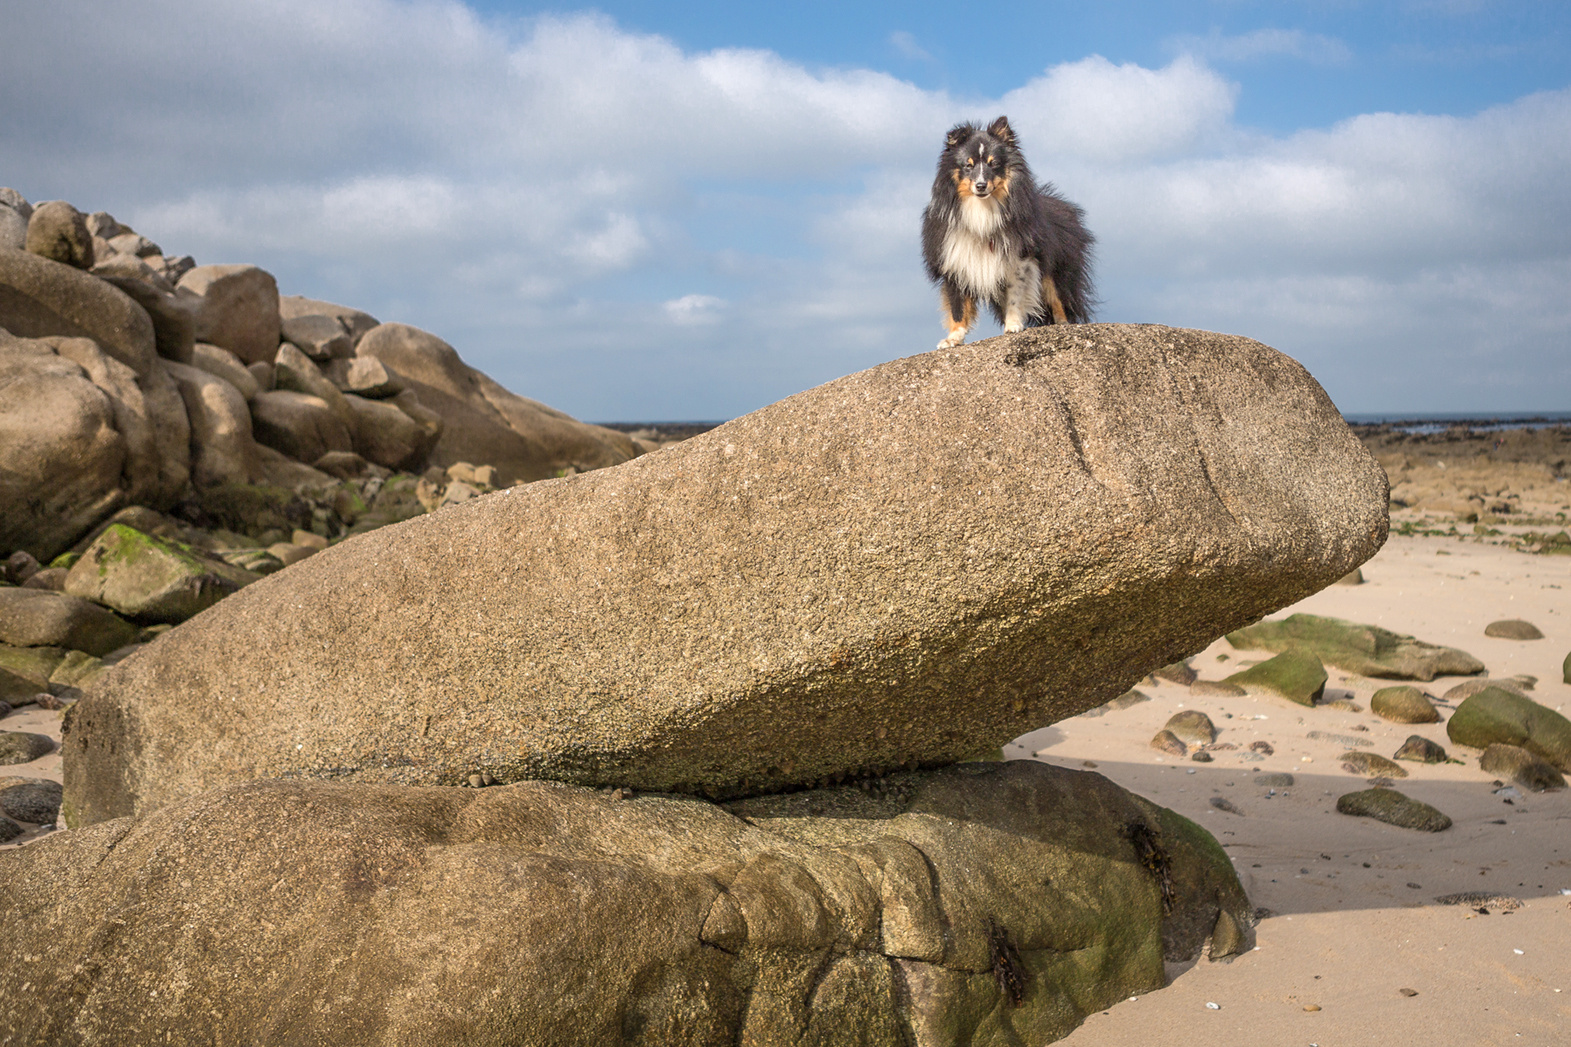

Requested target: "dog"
[{"left": 921, "top": 116, "right": 1094, "bottom": 349}]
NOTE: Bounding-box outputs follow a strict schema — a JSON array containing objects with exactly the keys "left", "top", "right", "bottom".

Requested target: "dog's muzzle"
[{"left": 972, "top": 181, "right": 990, "bottom": 197}]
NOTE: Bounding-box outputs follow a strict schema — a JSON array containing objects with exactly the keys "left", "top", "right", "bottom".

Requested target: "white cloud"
[{"left": 2, "top": 3, "right": 1566, "bottom": 417}]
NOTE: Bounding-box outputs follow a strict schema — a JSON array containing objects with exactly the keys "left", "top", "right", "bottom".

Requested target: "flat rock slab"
[
  {"left": 6, "top": 761, "right": 1251, "bottom": 1047},
  {"left": 1226, "top": 613, "right": 1483, "bottom": 681},
  {"left": 1335, "top": 788, "right": 1452, "bottom": 832},
  {"left": 65, "top": 325, "right": 1388, "bottom": 821}
]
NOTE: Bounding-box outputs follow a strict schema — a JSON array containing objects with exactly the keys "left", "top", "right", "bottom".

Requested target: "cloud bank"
[{"left": 2, "top": 1, "right": 1567, "bottom": 418}]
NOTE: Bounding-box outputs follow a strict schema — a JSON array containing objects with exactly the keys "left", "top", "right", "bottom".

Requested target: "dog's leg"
[
  {"left": 1040, "top": 272, "right": 1069, "bottom": 324},
  {"left": 1002, "top": 258, "right": 1042, "bottom": 333},
  {"left": 939, "top": 282, "right": 976, "bottom": 348}
]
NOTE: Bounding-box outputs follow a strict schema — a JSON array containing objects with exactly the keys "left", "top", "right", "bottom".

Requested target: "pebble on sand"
[{"left": 1335, "top": 788, "right": 1452, "bottom": 832}]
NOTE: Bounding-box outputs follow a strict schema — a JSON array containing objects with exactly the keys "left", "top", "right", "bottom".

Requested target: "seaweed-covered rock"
[
  {"left": 1371, "top": 685, "right": 1441, "bottom": 724},
  {"left": 1477, "top": 743, "right": 1566, "bottom": 792},
  {"left": 12, "top": 762, "right": 1252, "bottom": 1047},
  {"left": 63, "top": 524, "right": 260, "bottom": 623},
  {"left": 1392, "top": 735, "right": 1448, "bottom": 764},
  {"left": 1335, "top": 789, "right": 1451, "bottom": 832},
  {"left": 1224, "top": 648, "right": 1327, "bottom": 706},
  {"left": 1225, "top": 614, "right": 1483, "bottom": 681},
  {"left": 1446, "top": 686, "right": 1571, "bottom": 772},
  {"left": 1338, "top": 751, "right": 1407, "bottom": 778}
]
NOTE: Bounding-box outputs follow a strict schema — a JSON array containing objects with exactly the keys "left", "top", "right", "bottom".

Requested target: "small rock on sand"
[
  {"left": 1339, "top": 751, "right": 1408, "bottom": 778},
  {"left": 1308, "top": 730, "right": 1373, "bottom": 748},
  {"left": 1150, "top": 729, "right": 1187, "bottom": 757},
  {"left": 1484, "top": 619, "right": 1543, "bottom": 640},
  {"left": 1335, "top": 789, "right": 1452, "bottom": 832},
  {"left": 1477, "top": 743, "right": 1567, "bottom": 792},
  {"left": 1225, "top": 648, "right": 1327, "bottom": 707},
  {"left": 1191, "top": 680, "right": 1247, "bottom": 698},
  {"left": 1393, "top": 735, "right": 1448, "bottom": 763},
  {"left": 1164, "top": 710, "right": 1217, "bottom": 746},
  {"left": 1372, "top": 685, "right": 1441, "bottom": 724},
  {"left": 1151, "top": 661, "right": 1197, "bottom": 686}
]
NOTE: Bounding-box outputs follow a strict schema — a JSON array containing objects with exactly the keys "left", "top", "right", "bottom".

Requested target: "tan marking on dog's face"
[{"left": 955, "top": 167, "right": 974, "bottom": 197}]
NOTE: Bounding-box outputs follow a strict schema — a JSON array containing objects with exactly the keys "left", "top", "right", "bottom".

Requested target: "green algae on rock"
[
  {"left": 1224, "top": 648, "right": 1327, "bottom": 706},
  {"left": 1446, "top": 686, "right": 1571, "bottom": 772},
  {"left": 1371, "top": 685, "right": 1441, "bottom": 724},
  {"left": 1226, "top": 613, "right": 1482, "bottom": 682},
  {"left": 63, "top": 523, "right": 259, "bottom": 623}
]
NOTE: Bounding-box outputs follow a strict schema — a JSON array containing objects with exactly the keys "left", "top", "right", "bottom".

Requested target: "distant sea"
[{"left": 1342, "top": 411, "right": 1571, "bottom": 435}]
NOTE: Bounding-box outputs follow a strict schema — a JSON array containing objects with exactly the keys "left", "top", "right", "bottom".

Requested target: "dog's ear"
[
  {"left": 945, "top": 123, "right": 972, "bottom": 148},
  {"left": 987, "top": 116, "right": 1015, "bottom": 143}
]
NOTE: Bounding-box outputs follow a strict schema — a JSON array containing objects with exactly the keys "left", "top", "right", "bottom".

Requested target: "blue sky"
[{"left": 3, "top": 1, "right": 1568, "bottom": 420}]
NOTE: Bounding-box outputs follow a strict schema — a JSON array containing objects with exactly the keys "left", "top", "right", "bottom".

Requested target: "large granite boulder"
[
  {"left": 279, "top": 294, "right": 378, "bottom": 347},
  {"left": 0, "top": 247, "right": 157, "bottom": 375},
  {"left": 66, "top": 325, "right": 1388, "bottom": 821},
  {"left": 176, "top": 264, "right": 280, "bottom": 365},
  {"left": 0, "top": 332, "right": 128, "bottom": 560},
  {"left": 249, "top": 388, "right": 353, "bottom": 463},
  {"left": 21, "top": 762, "right": 1251, "bottom": 1047},
  {"left": 164, "top": 361, "right": 259, "bottom": 486},
  {"left": 355, "top": 322, "right": 636, "bottom": 484}
]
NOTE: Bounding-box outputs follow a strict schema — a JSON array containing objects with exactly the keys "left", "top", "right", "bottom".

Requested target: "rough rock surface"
[
  {"left": 1392, "top": 735, "right": 1448, "bottom": 763},
  {"left": 14, "top": 763, "right": 1253, "bottom": 1047},
  {"left": 355, "top": 322, "right": 637, "bottom": 484},
  {"left": 66, "top": 325, "right": 1389, "bottom": 821},
  {"left": 1484, "top": 619, "right": 1543, "bottom": 640},
  {"left": 1446, "top": 686, "right": 1571, "bottom": 772},
  {"left": 1225, "top": 613, "right": 1483, "bottom": 681}
]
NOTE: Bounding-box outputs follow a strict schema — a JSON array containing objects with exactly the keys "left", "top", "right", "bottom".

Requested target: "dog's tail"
[{"left": 1036, "top": 186, "right": 1097, "bottom": 324}]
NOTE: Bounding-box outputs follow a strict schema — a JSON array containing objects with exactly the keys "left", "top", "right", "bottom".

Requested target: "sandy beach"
[
  {"left": 1036, "top": 527, "right": 1571, "bottom": 1046},
  {"left": 6, "top": 496, "right": 1570, "bottom": 1045}
]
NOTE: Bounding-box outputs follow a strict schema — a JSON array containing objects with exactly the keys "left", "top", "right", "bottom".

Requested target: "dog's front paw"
[
  {"left": 938, "top": 333, "right": 966, "bottom": 349},
  {"left": 1003, "top": 320, "right": 1025, "bottom": 334}
]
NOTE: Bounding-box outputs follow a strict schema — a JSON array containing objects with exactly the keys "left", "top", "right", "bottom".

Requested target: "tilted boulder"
[
  {"left": 279, "top": 294, "right": 378, "bottom": 347},
  {"left": 97, "top": 274, "right": 196, "bottom": 364},
  {"left": 22, "top": 762, "right": 1251, "bottom": 1046},
  {"left": 188, "top": 342, "right": 259, "bottom": 400},
  {"left": 343, "top": 392, "right": 435, "bottom": 471},
  {"left": 281, "top": 312, "right": 352, "bottom": 360},
  {"left": 65, "top": 325, "right": 1389, "bottom": 821},
  {"left": 356, "top": 322, "right": 636, "bottom": 484},
  {"left": 0, "top": 246, "right": 156, "bottom": 375},
  {"left": 176, "top": 264, "right": 280, "bottom": 365}
]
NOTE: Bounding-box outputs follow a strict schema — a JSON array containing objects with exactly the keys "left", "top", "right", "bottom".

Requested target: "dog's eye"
[{"left": 964, "top": 158, "right": 975, "bottom": 167}]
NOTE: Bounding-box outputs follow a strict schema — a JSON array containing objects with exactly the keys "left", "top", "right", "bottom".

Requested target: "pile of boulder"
[
  {"left": 1, "top": 189, "right": 641, "bottom": 571},
  {"left": 3, "top": 303, "right": 1393, "bottom": 1043}
]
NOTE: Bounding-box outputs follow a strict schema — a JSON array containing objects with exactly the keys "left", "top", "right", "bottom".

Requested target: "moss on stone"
[
  {"left": 1227, "top": 613, "right": 1483, "bottom": 681},
  {"left": 1335, "top": 788, "right": 1451, "bottom": 831},
  {"left": 1224, "top": 648, "right": 1327, "bottom": 706},
  {"left": 1447, "top": 686, "right": 1571, "bottom": 772}
]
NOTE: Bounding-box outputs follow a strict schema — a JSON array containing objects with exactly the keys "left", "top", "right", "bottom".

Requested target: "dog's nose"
[{"left": 973, "top": 181, "right": 989, "bottom": 195}]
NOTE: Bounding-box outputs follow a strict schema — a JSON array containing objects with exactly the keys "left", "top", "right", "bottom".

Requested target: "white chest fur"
[{"left": 940, "top": 196, "right": 1011, "bottom": 296}]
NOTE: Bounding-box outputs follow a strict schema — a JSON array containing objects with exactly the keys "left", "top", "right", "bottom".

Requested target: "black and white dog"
[{"left": 921, "top": 116, "right": 1095, "bottom": 348}]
